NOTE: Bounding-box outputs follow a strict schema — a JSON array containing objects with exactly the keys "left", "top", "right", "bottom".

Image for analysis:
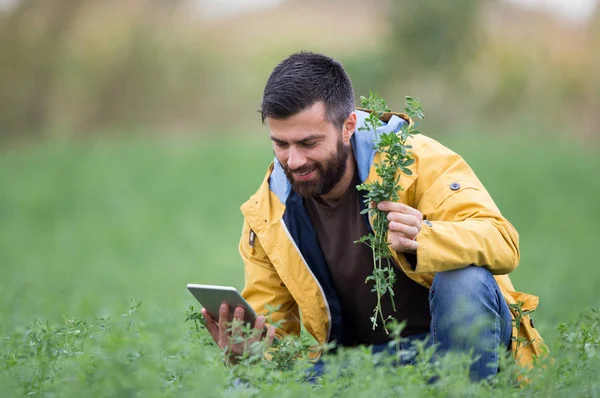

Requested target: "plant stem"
[{"left": 357, "top": 93, "right": 424, "bottom": 333}]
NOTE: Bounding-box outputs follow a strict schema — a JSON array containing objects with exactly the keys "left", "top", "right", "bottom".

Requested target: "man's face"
[{"left": 267, "top": 102, "right": 355, "bottom": 198}]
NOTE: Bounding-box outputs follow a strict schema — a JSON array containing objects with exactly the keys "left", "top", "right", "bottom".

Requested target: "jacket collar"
[{"left": 352, "top": 110, "right": 411, "bottom": 184}]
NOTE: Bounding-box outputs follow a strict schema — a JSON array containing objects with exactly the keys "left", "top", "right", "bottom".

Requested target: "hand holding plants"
[
  {"left": 202, "top": 303, "right": 277, "bottom": 365},
  {"left": 377, "top": 201, "right": 423, "bottom": 253},
  {"left": 356, "top": 93, "right": 424, "bottom": 332}
]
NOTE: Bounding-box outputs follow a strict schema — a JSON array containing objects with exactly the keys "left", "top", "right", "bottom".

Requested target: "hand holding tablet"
[
  {"left": 186, "top": 284, "right": 277, "bottom": 364},
  {"left": 187, "top": 284, "right": 257, "bottom": 325}
]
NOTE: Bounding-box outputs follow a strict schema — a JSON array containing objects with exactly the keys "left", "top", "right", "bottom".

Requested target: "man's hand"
[
  {"left": 377, "top": 201, "right": 423, "bottom": 253},
  {"left": 201, "top": 303, "right": 277, "bottom": 365}
]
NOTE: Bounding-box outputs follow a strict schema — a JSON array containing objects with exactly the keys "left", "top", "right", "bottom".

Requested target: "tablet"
[{"left": 187, "top": 284, "right": 257, "bottom": 325}]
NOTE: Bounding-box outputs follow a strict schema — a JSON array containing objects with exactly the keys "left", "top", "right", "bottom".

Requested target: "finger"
[
  {"left": 233, "top": 306, "right": 245, "bottom": 322},
  {"left": 393, "top": 236, "right": 419, "bottom": 253},
  {"left": 231, "top": 306, "right": 245, "bottom": 340},
  {"left": 377, "top": 201, "right": 405, "bottom": 212},
  {"left": 388, "top": 222, "right": 419, "bottom": 240},
  {"left": 250, "top": 315, "right": 266, "bottom": 342},
  {"left": 265, "top": 325, "right": 277, "bottom": 347},
  {"left": 201, "top": 308, "right": 220, "bottom": 342},
  {"left": 218, "top": 303, "right": 231, "bottom": 346},
  {"left": 379, "top": 202, "right": 422, "bottom": 219},
  {"left": 387, "top": 212, "right": 420, "bottom": 228}
]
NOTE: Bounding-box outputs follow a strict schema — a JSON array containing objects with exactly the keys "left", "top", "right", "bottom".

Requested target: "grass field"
[{"left": 1, "top": 129, "right": 599, "bottom": 396}]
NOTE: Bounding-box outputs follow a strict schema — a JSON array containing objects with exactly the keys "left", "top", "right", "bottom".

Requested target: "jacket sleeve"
[
  {"left": 239, "top": 219, "right": 301, "bottom": 338},
  {"left": 411, "top": 141, "right": 520, "bottom": 275}
]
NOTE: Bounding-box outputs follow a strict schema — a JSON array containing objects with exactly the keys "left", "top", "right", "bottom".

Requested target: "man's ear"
[{"left": 342, "top": 112, "right": 357, "bottom": 143}]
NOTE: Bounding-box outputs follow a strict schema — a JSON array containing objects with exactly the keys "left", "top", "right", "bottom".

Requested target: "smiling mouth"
[{"left": 292, "top": 168, "right": 316, "bottom": 180}]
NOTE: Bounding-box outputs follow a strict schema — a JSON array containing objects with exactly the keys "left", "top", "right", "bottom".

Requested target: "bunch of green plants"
[
  {"left": 187, "top": 304, "right": 314, "bottom": 368},
  {"left": 2, "top": 301, "right": 599, "bottom": 396},
  {"left": 355, "top": 93, "right": 424, "bottom": 333}
]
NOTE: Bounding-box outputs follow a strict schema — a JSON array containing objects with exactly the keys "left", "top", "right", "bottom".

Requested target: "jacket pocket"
[{"left": 420, "top": 178, "right": 480, "bottom": 213}]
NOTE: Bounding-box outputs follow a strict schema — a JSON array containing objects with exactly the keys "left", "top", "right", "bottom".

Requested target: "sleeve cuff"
[{"left": 415, "top": 220, "right": 433, "bottom": 274}]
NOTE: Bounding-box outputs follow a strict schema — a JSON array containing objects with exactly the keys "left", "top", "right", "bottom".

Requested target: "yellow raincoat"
[{"left": 239, "top": 110, "right": 546, "bottom": 367}]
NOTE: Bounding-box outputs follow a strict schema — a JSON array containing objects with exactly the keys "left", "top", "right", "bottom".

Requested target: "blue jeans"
[
  {"left": 310, "top": 266, "right": 513, "bottom": 382},
  {"left": 429, "top": 265, "right": 513, "bottom": 380}
]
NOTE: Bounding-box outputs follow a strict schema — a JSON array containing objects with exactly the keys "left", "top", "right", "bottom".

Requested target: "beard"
[{"left": 283, "top": 138, "right": 350, "bottom": 198}]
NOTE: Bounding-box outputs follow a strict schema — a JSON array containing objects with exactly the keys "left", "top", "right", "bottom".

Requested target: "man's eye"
[
  {"left": 274, "top": 142, "right": 288, "bottom": 148},
  {"left": 302, "top": 141, "right": 317, "bottom": 148}
]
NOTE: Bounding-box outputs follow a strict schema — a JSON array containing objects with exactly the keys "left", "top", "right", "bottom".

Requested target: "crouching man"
[{"left": 202, "top": 51, "right": 545, "bottom": 381}]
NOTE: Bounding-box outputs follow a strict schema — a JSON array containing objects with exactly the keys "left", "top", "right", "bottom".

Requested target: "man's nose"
[{"left": 287, "top": 146, "right": 306, "bottom": 170}]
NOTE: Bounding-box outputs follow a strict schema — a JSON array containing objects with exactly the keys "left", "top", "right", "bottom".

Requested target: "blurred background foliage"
[
  {"left": 1, "top": 0, "right": 599, "bottom": 345},
  {"left": 1, "top": 0, "right": 599, "bottom": 140}
]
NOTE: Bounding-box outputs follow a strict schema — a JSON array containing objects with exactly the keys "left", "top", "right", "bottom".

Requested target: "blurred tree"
[
  {"left": 0, "top": 0, "right": 202, "bottom": 137},
  {"left": 0, "top": 0, "right": 85, "bottom": 136},
  {"left": 384, "top": 0, "right": 482, "bottom": 75},
  {"left": 341, "top": 0, "right": 485, "bottom": 125},
  {"left": 83, "top": 0, "right": 183, "bottom": 132}
]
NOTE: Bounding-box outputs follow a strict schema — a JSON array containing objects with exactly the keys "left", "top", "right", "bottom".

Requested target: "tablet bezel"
[{"left": 186, "top": 284, "right": 257, "bottom": 326}]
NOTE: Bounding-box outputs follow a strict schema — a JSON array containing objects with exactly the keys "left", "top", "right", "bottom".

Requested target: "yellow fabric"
[{"left": 239, "top": 129, "right": 546, "bottom": 367}]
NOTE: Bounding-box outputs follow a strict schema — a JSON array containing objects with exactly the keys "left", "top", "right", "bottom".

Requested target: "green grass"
[
  {"left": 0, "top": 130, "right": 599, "bottom": 396},
  {"left": 0, "top": 135, "right": 271, "bottom": 325}
]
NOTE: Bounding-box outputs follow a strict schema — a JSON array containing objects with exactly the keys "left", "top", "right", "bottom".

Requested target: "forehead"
[{"left": 266, "top": 102, "right": 335, "bottom": 140}]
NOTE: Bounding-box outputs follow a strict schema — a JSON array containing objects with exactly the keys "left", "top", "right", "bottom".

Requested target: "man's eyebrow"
[
  {"left": 270, "top": 134, "right": 325, "bottom": 144},
  {"left": 269, "top": 135, "right": 286, "bottom": 144}
]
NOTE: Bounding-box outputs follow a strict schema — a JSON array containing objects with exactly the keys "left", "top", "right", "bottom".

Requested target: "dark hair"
[{"left": 260, "top": 52, "right": 355, "bottom": 131}]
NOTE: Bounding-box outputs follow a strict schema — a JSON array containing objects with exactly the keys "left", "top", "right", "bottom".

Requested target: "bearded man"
[{"left": 201, "top": 51, "right": 544, "bottom": 381}]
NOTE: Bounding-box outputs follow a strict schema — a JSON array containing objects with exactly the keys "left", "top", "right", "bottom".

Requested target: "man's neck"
[{"left": 318, "top": 154, "right": 356, "bottom": 208}]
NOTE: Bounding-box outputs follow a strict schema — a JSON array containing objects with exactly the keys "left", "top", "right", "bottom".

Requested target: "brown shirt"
[{"left": 304, "top": 170, "right": 431, "bottom": 346}]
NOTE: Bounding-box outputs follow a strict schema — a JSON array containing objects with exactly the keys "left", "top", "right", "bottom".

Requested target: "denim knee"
[
  {"left": 431, "top": 265, "right": 497, "bottom": 302},
  {"left": 429, "top": 265, "right": 504, "bottom": 342},
  {"left": 429, "top": 265, "right": 512, "bottom": 381}
]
